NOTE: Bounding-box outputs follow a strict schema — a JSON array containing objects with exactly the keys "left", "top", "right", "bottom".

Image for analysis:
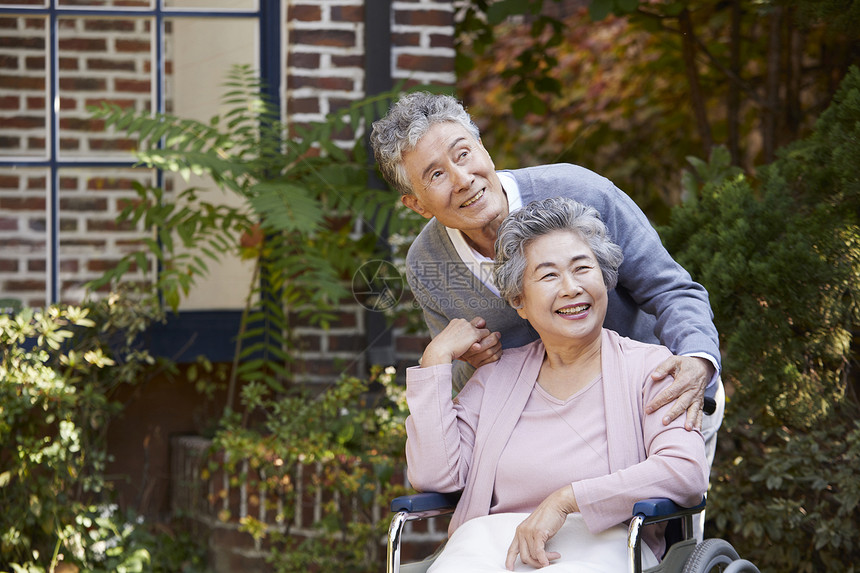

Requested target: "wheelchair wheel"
[{"left": 682, "top": 539, "right": 740, "bottom": 573}]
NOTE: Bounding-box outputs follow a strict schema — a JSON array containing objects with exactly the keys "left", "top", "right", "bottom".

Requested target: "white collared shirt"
[{"left": 445, "top": 172, "right": 522, "bottom": 296}]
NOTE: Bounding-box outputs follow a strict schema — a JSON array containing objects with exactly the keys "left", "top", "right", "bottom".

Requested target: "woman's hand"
[
  {"left": 420, "top": 317, "right": 492, "bottom": 368},
  {"left": 505, "top": 486, "right": 579, "bottom": 570}
]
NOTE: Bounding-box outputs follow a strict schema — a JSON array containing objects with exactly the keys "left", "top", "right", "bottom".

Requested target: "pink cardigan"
[{"left": 405, "top": 329, "right": 708, "bottom": 554}]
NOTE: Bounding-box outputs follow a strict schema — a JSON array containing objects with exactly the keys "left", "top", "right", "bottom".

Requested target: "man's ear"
[{"left": 401, "top": 194, "right": 432, "bottom": 219}]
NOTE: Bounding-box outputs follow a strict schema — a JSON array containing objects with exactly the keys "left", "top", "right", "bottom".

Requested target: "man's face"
[{"left": 400, "top": 122, "right": 508, "bottom": 236}]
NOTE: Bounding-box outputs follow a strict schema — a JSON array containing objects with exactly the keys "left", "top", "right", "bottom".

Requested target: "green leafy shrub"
[
  {"left": 0, "top": 291, "right": 208, "bottom": 571},
  {"left": 661, "top": 67, "right": 860, "bottom": 572}
]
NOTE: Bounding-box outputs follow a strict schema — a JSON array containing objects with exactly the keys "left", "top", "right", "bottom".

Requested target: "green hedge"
[{"left": 661, "top": 67, "right": 860, "bottom": 572}]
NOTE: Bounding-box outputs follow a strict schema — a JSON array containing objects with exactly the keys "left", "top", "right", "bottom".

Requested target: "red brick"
[
  {"left": 288, "top": 52, "right": 320, "bottom": 69},
  {"left": 0, "top": 197, "right": 44, "bottom": 210},
  {"left": 0, "top": 259, "right": 18, "bottom": 272},
  {"left": 87, "top": 177, "right": 136, "bottom": 191},
  {"left": 0, "top": 218, "right": 18, "bottom": 231},
  {"left": 290, "top": 29, "right": 355, "bottom": 48},
  {"left": 287, "top": 75, "right": 354, "bottom": 91},
  {"left": 59, "top": 259, "right": 79, "bottom": 273},
  {"left": 331, "top": 55, "right": 363, "bottom": 69},
  {"left": 58, "top": 38, "right": 107, "bottom": 52},
  {"left": 27, "top": 136, "right": 45, "bottom": 149},
  {"left": 115, "top": 39, "right": 150, "bottom": 53},
  {"left": 57, "top": 57, "right": 78, "bottom": 70},
  {"left": 88, "top": 138, "right": 136, "bottom": 151},
  {"left": 289, "top": 4, "right": 322, "bottom": 21},
  {"left": 397, "top": 54, "right": 453, "bottom": 73},
  {"left": 328, "top": 334, "right": 365, "bottom": 352},
  {"left": 331, "top": 5, "right": 363, "bottom": 22},
  {"left": 60, "top": 239, "right": 106, "bottom": 248},
  {"left": 85, "top": 98, "right": 136, "bottom": 109},
  {"left": 60, "top": 197, "right": 107, "bottom": 211},
  {"left": 0, "top": 55, "right": 17, "bottom": 70},
  {"left": 87, "top": 258, "right": 137, "bottom": 272},
  {"left": 114, "top": 78, "right": 150, "bottom": 93},
  {"left": 86, "top": 219, "right": 135, "bottom": 232},
  {"left": 59, "top": 138, "right": 79, "bottom": 150},
  {"left": 27, "top": 259, "right": 45, "bottom": 272},
  {"left": 393, "top": 32, "right": 420, "bottom": 47},
  {"left": 59, "top": 117, "right": 105, "bottom": 131},
  {"left": 3, "top": 116, "right": 44, "bottom": 129},
  {"left": 0, "top": 37, "right": 43, "bottom": 50},
  {"left": 24, "top": 17, "right": 44, "bottom": 30},
  {"left": 25, "top": 55, "right": 45, "bottom": 69},
  {"left": 0, "top": 175, "right": 20, "bottom": 189},
  {"left": 59, "top": 177, "right": 78, "bottom": 190},
  {"left": 87, "top": 58, "right": 136, "bottom": 72},
  {"left": 5, "top": 280, "right": 46, "bottom": 293},
  {"left": 25, "top": 176, "right": 46, "bottom": 191},
  {"left": 395, "top": 9, "right": 453, "bottom": 27},
  {"left": 0, "top": 75, "right": 44, "bottom": 90},
  {"left": 287, "top": 97, "right": 320, "bottom": 115},
  {"left": 430, "top": 33, "right": 454, "bottom": 49},
  {"left": 84, "top": 19, "right": 135, "bottom": 32},
  {"left": 60, "top": 97, "right": 77, "bottom": 110},
  {"left": 0, "top": 136, "right": 19, "bottom": 149},
  {"left": 0, "top": 96, "right": 19, "bottom": 110},
  {"left": 59, "top": 77, "right": 106, "bottom": 91},
  {"left": 26, "top": 96, "right": 44, "bottom": 109}
]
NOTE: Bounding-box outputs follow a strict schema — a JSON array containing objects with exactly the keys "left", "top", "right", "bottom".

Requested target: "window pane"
[
  {"left": 58, "top": 167, "right": 156, "bottom": 304},
  {"left": 164, "top": 17, "right": 258, "bottom": 118},
  {"left": 0, "top": 16, "right": 48, "bottom": 158},
  {"left": 0, "top": 168, "right": 48, "bottom": 308},
  {"left": 164, "top": 0, "right": 257, "bottom": 10},
  {"left": 57, "top": 15, "right": 153, "bottom": 160},
  {"left": 165, "top": 17, "right": 258, "bottom": 310}
]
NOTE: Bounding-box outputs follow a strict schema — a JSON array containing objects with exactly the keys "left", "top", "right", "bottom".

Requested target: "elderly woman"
[{"left": 405, "top": 197, "right": 709, "bottom": 572}]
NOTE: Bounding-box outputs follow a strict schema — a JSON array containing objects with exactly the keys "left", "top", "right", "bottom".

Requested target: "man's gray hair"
[
  {"left": 370, "top": 92, "right": 480, "bottom": 195},
  {"left": 494, "top": 196, "right": 624, "bottom": 306}
]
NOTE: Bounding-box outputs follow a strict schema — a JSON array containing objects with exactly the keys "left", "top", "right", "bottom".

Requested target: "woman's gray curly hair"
[
  {"left": 494, "top": 197, "right": 624, "bottom": 307},
  {"left": 370, "top": 92, "right": 480, "bottom": 196}
]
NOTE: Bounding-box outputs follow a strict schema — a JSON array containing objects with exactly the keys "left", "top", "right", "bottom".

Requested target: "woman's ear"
[
  {"left": 512, "top": 297, "right": 527, "bottom": 319},
  {"left": 401, "top": 194, "right": 432, "bottom": 219}
]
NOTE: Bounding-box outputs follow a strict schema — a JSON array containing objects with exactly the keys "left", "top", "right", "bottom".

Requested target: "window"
[{"left": 0, "top": 0, "right": 281, "bottom": 308}]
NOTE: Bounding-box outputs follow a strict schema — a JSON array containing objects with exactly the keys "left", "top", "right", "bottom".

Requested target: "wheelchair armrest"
[
  {"left": 390, "top": 491, "right": 462, "bottom": 513},
  {"left": 632, "top": 497, "right": 706, "bottom": 523}
]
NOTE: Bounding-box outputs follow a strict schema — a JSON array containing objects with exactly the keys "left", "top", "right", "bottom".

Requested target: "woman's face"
[{"left": 514, "top": 230, "right": 608, "bottom": 348}]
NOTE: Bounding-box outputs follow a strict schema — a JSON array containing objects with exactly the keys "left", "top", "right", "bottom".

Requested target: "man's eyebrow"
[{"left": 420, "top": 137, "right": 469, "bottom": 181}]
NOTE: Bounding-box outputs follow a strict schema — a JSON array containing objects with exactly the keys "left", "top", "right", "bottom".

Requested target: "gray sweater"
[{"left": 405, "top": 163, "right": 720, "bottom": 386}]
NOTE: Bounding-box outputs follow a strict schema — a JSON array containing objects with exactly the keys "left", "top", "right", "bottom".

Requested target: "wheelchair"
[{"left": 386, "top": 492, "right": 760, "bottom": 573}]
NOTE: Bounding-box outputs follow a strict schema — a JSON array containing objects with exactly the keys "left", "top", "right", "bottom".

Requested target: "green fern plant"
[{"left": 86, "top": 64, "right": 417, "bottom": 409}]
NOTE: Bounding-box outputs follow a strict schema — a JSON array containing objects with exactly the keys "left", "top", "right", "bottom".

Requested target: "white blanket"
[{"left": 428, "top": 513, "right": 658, "bottom": 572}]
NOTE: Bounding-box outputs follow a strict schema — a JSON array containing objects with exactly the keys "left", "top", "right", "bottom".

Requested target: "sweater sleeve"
[
  {"left": 404, "top": 364, "right": 484, "bottom": 493},
  {"left": 596, "top": 178, "right": 720, "bottom": 372},
  {"left": 571, "top": 370, "right": 709, "bottom": 533}
]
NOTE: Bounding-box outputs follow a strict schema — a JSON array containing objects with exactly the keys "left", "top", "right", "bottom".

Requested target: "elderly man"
[{"left": 370, "top": 92, "right": 724, "bottom": 454}]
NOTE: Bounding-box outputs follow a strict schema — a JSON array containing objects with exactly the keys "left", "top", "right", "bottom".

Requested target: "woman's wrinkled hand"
[
  {"left": 420, "top": 317, "right": 492, "bottom": 368},
  {"left": 505, "top": 486, "right": 579, "bottom": 570}
]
